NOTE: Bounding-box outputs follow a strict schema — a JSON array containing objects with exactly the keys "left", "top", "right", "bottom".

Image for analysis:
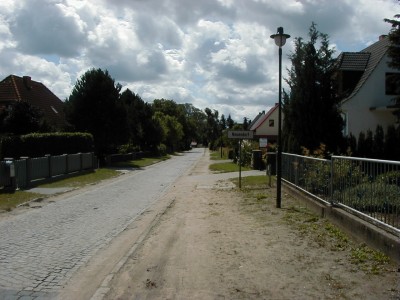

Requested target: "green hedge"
[{"left": 0, "top": 132, "right": 94, "bottom": 159}]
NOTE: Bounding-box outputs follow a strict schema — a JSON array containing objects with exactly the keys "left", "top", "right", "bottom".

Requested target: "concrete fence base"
[{"left": 283, "top": 183, "right": 400, "bottom": 264}]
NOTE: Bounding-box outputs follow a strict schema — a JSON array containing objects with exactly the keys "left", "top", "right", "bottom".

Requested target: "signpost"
[{"left": 228, "top": 131, "right": 254, "bottom": 188}]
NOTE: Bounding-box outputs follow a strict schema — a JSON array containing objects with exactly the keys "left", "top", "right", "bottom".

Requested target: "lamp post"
[{"left": 270, "top": 27, "right": 290, "bottom": 208}]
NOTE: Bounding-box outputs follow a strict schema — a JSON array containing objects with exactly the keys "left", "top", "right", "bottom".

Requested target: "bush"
[
  {"left": 118, "top": 143, "right": 140, "bottom": 154},
  {"left": 0, "top": 132, "right": 94, "bottom": 159},
  {"left": 156, "top": 144, "right": 167, "bottom": 156}
]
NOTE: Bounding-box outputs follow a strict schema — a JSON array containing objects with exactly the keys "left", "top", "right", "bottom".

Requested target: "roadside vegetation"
[
  {"left": 209, "top": 150, "right": 252, "bottom": 173},
  {"left": 0, "top": 154, "right": 170, "bottom": 212},
  {"left": 233, "top": 175, "right": 394, "bottom": 275}
]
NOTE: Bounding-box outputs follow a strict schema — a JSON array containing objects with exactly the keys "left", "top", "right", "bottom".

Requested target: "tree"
[
  {"left": 226, "top": 114, "right": 235, "bottom": 129},
  {"left": 184, "top": 103, "right": 207, "bottom": 146},
  {"left": 372, "top": 125, "right": 384, "bottom": 158},
  {"left": 152, "top": 99, "right": 198, "bottom": 150},
  {"left": 384, "top": 125, "right": 399, "bottom": 160},
  {"left": 204, "top": 108, "right": 220, "bottom": 149},
  {"left": 65, "top": 68, "right": 128, "bottom": 158},
  {"left": 282, "top": 23, "right": 344, "bottom": 154},
  {"left": 0, "top": 101, "right": 43, "bottom": 135},
  {"left": 120, "top": 89, "right": 155, "bottom": 149},
  {"left": 153, "top": 112, "right": 183, "bottom": 152},
  {"left": 385, "top": 3, "right": 400, "bottom": 121}
]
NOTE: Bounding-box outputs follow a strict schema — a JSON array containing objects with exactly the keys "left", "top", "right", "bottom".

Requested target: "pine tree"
[
  {"left": 385, "top": 2, "right": 400, "bottom": 121},
  {"left": 283, "top": 23, "right": 344, "bottom": 155}
]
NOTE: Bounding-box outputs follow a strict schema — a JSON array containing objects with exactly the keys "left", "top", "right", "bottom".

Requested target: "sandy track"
[{"left": 105, "top": 149, "right": 399, "bottom": 300}]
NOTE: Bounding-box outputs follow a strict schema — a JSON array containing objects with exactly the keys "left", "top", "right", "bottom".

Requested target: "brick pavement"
[{"left": 0, "top": 149, "right": 204, "bottom": 300}]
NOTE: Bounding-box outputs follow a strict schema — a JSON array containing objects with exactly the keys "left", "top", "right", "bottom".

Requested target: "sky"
[{"left": 0, "top": 0, "right": 398, "bottom": 122}]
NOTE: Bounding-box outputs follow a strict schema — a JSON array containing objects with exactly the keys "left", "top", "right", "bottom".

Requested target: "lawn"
[{"left": 209, "top": 162, "right": 252, "bottom": 173}]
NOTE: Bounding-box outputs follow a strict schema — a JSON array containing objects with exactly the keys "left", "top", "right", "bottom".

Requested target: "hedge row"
[{"left": 0, "top": 132, "right": 94, "bottom": 159}]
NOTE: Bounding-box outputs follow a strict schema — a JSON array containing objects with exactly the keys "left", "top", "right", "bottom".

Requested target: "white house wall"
[
  {"left": 341, "top": 54, "right": 397, "bottom": 138},
  {"left": 255, "top": 108, "right": 280, "bottom": 136}
]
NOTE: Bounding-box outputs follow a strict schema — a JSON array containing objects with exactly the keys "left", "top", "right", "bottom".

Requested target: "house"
[
  {"left": 0, "top": 75, "right": 67, "bottom": 130},
  {"left": 249, "top": 103, "right": 280, "bottom": 145},
  {"left": 337, "top": 35, "right": 399, "bottom": 139}
]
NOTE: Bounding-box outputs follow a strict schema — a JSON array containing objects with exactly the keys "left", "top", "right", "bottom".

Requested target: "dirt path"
[{"left": 105, "top": 149, "right": 399, "bottom": 300}]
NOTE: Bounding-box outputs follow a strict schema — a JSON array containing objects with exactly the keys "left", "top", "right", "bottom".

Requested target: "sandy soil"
[{"left": 103, "top": 149, "right": 399, "bottom": 300}]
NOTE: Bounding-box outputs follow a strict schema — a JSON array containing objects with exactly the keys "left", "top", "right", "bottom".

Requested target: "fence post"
[
  {"left": 330, "top": 156, "right": 334, "bottom": 205},
  {"left": 62, "top": 154, "right": 68, "bottom": 174},
  {"left": 20, "top": 157, "right": 31, "bottom": 188},
  {"left": 4, "top": 158, "right": 16, "bottom": 191},
  {"left": 65, "top": 154, "right": 70, "bottom": 174},
  {"left": 46, "top": 154, "right": 51, "bottom": 179},
  {"left": 79, "top": 153, "right": 83, "bottom": 171}
]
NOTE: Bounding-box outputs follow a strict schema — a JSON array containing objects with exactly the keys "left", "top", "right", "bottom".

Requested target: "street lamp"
[{"left": 270, "top": 27, "right": 290, "bottom": 208}]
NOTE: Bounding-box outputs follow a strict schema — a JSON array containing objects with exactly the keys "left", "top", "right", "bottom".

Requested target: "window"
[
  {"left": 269, "top": 119, "right": 274, "bottom": 127},
  {"left": 385, "top": 73, "right": 400, "bottom": 95}
]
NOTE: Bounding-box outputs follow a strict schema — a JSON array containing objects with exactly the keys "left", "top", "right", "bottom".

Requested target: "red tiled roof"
[{"left": 0, "top": 75, "right": 67, "bottom": 129}]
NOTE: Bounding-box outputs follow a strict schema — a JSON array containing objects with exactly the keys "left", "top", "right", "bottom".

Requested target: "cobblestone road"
[{"left": 0, "top": 149, "right": 204, "bottom": 299}]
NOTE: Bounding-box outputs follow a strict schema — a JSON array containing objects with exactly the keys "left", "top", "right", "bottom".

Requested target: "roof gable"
[
  {"left": 250, "top": 104, "right": 278, "bottom": 131},
  {"left": 341, "top": 36, "right": 390, "bottom": 102}
]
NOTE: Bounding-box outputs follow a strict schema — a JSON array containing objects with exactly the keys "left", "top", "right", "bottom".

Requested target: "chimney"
[
  {"left": 379, "top": 35, "right": 387, "bottom": 41},
  {"left": 23, "top": 76, "right": 32, "bottom": 89}
]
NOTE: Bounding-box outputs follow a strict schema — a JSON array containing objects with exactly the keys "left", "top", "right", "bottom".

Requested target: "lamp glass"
[{"left": 274, "top": 36, "right": 287, "bottom": 47}]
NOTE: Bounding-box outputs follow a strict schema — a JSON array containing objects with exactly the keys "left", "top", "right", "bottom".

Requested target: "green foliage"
[
  {"left": 38, "top": 169, "right": 119, "bottom": 188},
  {"left": 65, "top": 68, "right": 129, "bottom": 157},
  {"left": 0, "top": 101, "right": 43, "bottom": 135},
  {"left": 209, "top": 162, "right": 251, "bottom": 173},
  {"left": 0, "top": 191, "right": 43, "bottom": 211},
  {"left": 117, "top": 143, "right": 140, "bottom": 154},
  {"left": 351, "top": 125, "right": 400, "bottom": 160},
  {"left": 0, "top": 132, "right": 93, "bottom": 159},
  {"left": 120, "top": 89, "right": 156, "bottom": 150},
  {"left": 205, "top": 107, "right": 220, "bottom": 149},
  {"left": 351, "top": 244, "right": 391, "bottom": 274},
  {"left": 385, "top": 7, "right": 400, "bottom": 124},
  {"left": 153, "top": 111, "right": 183, "bottom": 152},
  {"left": 156, "top": 144, "right": 167, "bottom": 156},
  {"left": 283, "top": 23, "right": 344, "bottom": 154}
]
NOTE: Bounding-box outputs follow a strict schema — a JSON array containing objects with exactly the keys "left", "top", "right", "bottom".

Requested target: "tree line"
[{"left": 0, "top": 68, "right": 239, "bottom": 161}]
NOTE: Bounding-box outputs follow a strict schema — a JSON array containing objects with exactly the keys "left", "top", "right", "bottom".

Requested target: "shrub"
[{"left": 0, "top": 132, "right": 94, "bottom": 159}]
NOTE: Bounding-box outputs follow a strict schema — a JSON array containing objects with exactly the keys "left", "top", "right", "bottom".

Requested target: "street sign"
[
  {"left": 228, "top": 130, "right": 254, "bottom": 139},
  {"left": 259, "top": 138, "right": 268, "bottom": 148}
]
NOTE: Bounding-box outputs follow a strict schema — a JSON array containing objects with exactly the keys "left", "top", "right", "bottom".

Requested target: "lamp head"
[{"left": 270, "top": 27, "right": 290, "bottom": 47}]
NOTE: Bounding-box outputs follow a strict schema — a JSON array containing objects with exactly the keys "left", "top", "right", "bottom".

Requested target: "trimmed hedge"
[{"left": 0, "top": 132, "right": 94, "bottom": 159}]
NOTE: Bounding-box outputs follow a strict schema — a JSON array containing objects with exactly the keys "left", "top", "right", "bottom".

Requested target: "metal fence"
[
  {"left": 282, "top": 153, "right": 400, "bottom": 233},
  {"left": 0, "top": 153, "right": 96, "bottom": 190}
]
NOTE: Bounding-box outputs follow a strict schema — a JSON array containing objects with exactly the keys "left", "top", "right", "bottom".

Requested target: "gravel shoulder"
[{"left": 104, "top": 149, "right": 400, "bottom": 300}]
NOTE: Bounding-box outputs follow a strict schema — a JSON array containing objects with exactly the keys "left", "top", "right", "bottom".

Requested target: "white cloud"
[{"left": 0, "top": 0, "right": 398, "bottom": 122}]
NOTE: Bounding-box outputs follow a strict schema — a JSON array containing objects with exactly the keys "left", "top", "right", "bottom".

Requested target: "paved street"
[{"left": 0, "top": 148, "right": 205, "bottom": 299}]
